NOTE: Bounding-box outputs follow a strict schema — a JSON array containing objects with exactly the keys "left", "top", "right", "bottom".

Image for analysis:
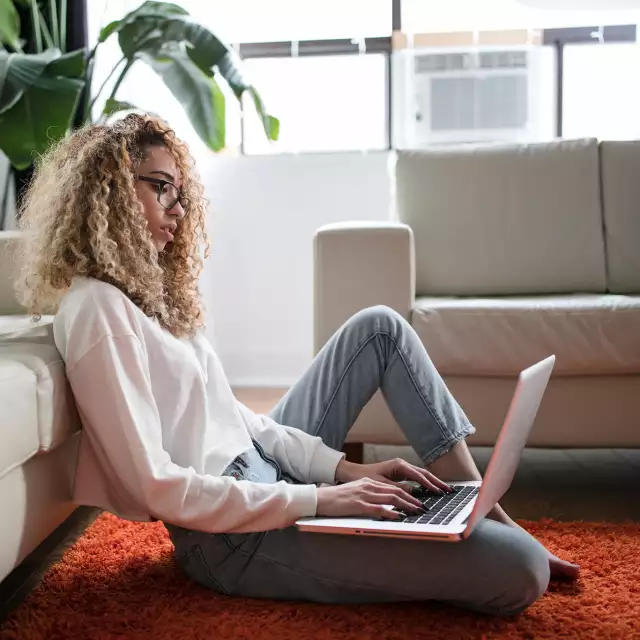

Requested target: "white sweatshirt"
[{"left": 53, "top": 277, "right": 345, "bottom": 533}]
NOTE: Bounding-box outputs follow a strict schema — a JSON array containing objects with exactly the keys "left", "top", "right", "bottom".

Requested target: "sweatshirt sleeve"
[
  {"left": 66, "top": 333, "right": 319, "bottom": 533},
  {"left": 236, "top": 402, "right": 345, "bottom": 485}
]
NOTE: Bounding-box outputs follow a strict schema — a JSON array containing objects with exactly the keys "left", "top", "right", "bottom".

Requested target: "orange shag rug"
[{"left": 0, "top": 514, "right": 638, "bottom": 640}]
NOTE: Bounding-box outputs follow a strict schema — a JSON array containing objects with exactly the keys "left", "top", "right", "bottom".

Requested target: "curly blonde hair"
[{"left": 14, "top": 113, "right": 210, "bottom": 338}]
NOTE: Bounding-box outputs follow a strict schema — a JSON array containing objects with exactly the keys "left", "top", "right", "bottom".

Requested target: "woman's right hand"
[{"left": 316, "top": 478, "right": 426, "bottom": 519}]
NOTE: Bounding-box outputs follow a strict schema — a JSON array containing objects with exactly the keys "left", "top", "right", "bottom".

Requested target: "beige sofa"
[
  {"left": 0, "top": 231, "right": 81, "bottom": 585},
  {"left": 314, "top": 139, "right": 640, "bottom": 454}
]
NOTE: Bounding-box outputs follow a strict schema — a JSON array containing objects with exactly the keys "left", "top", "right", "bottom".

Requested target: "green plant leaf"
[
  {"left": 0, "top": 0, "right": 20, "bottom": 48},
  {"left": 0, "top": 74, "right": 84, "bottom": 168},
  {"left": 160, "top": 27, "right": 278, "bottom": 141},
  {"left": 99, "top": 1, "right": 187, "bottom": 43},
  {"left": 185, "top": 44, "right": 213, "bottom": 77},
  {"left": 100, "top": 1, "right": 277, "bottom": 145},
  {"left": 46, "top": 48, "right": 85, "bottom": 77},
  {"left": 99, "top": 19, "right": 123, "bottom": 43},
  {"left": 215, "top": 49, "right": 279, "bottom": 142},
  {"left": 118, "top": 21, "right": 163, "bottom": 59},
  {"left": 102, "top": 96, "right": 137, "bottom": 118},
  {"left": 247, "top": 86, "right": 280, "bottom": 141},
  {"left": 138, "top": 46, "right": 225, "bottom": 151},
  {"left": 0, "top": 47, "right": 85, "bottom": 168},
  {"left": 0, "top": 48, "right": 58, "bottom": 112},
  {"left": 2, "top": 49, "right": 58, "bottom": 86},
  {"left": 115, "top": 13, "right": 279, "bottom": 143},
  {"left": 0, "top": 49, "right": 83, "bottom": 103},
  {"left": 0, "top": 51, "right": 22, "bottom": 111},
  {"left": 160, "top": 18, "right": 228, "bottom": 68}
]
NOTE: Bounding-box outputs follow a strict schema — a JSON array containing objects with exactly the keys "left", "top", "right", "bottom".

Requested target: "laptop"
[{"left": 296, "top": 355, "right": 555, "bottom": 542}]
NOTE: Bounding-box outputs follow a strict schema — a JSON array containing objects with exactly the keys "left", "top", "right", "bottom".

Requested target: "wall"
[
  {"left": 3, "top": 144, "right": 392, "bottom": 387},
  {"left": 199, "top": 151, "right": 393, "bottom": 387}
]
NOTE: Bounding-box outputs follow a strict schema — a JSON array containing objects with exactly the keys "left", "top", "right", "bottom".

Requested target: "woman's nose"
[{"left": 170, "top": 202, "right": 186, "bottom": 219}]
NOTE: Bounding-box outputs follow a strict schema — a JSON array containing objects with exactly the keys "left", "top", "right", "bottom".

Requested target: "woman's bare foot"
[
  {"left": 425, "top": 441, "right": 580, "bottom": 580},
  {"left": 488, "top": 504, "right": 580, "bottom": 580},
  {"left": 548, "top": 551, "right": 580, "bottom": 580}
]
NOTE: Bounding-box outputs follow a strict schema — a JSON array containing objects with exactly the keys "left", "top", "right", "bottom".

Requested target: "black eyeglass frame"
[{"left": 137, "top": 175, "right": 190, "bottom": 212}]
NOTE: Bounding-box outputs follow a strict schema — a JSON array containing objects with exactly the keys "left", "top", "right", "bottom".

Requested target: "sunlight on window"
[
  {"left": 87, "top": 1, "right": 390, "bottom": 154},
  {"left": 241, "top": 55, "right": 388, "bottom": 154},
  {"left": 564, "top": 42, "right": 640, "bottom": 139},
  {"left": 85, "top": 0, "right": 640, "bottom": 154}
]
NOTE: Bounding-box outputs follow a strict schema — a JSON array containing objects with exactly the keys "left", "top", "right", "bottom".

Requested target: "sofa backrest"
[
  {"left": 600, "top": 141, "right": 640, "bottom": 294},
  {"left": 395, "top": 139, "right": 607, "bottom": 296},
  {"left": 0, "top": 231, "right": 25, "bottom": 315}
]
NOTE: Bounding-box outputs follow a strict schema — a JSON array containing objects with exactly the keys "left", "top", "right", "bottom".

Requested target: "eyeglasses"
[{"left": 137, "top": 175, "right": 189, "bottom": 213}]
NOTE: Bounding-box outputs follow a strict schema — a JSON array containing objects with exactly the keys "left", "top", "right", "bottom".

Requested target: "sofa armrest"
[
  {"left": 313, "top": 221, "right": 415, "bottom": 352},
  {"left": 0, "top": 231, "right": 25, "bottom": 315}
]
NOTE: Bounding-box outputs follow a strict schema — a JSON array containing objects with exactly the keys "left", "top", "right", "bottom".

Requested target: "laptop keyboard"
[{"left": 396, "top": 485, "right": 480, "bottom": 526}]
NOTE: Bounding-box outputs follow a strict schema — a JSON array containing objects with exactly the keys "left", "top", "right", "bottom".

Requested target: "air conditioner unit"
[{"left": 392, "top": 45, "right": 554, "bottom": 148}]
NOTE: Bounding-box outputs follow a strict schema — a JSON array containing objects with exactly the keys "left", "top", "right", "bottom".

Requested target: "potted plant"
[{"left": 0, "top": 0, "right": 278, "bottom": 222}]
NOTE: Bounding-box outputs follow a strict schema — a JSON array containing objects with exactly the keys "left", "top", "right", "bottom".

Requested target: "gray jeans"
[{"left": 166, "top": 306, "right": 550, "bottom": 615}]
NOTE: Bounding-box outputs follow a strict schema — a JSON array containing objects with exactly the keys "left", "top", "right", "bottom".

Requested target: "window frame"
[
  {"left": 542, "top": 24, "right": 637, "bottom": 137},
  {"left": 233, "top": 1, "right": 638, "bottom": 152},
  {"left": 236, "top": 35, "right": 394, "bottom": 154}
]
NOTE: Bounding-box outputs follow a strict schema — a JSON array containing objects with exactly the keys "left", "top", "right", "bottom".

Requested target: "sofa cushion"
[
  {"left": 412, "top": 294, "right": 640, "bottom": 377},
  {"left": 396, "top": 139, "right": 607, "bottom": 296},
  {"left": 0, "top": 315, "right": 54, "bottom": 334},
  {"left": 0, "top": 358, "right": 40, "bottom": 478},
  {"left": 600, "top": 141, "right": 640, "bottom": 293},
  {"left": 0, "top": 317, "right": 80, "bottom": 456}
]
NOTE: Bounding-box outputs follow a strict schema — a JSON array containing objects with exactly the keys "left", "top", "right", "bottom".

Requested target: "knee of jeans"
[
  {"left": 493, "top": 536, "right": 550, "bottom": 616},
  {"left": 350, "top": 305, "right": 403, "bottom": 334}
]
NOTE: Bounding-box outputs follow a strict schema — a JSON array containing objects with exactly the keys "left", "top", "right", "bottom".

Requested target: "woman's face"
[{"left": 135, "top": 145, "right": 186, "bottom": 252}]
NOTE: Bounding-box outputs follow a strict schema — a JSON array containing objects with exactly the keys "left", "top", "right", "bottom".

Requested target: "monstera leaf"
[{"left": 137, "top": 45, "right": 226, "bottom": 151}]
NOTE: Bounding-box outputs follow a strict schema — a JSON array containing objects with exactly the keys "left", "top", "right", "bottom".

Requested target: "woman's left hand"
[{"left": 334, "top": 458, "right": 453, "bottom": 495}]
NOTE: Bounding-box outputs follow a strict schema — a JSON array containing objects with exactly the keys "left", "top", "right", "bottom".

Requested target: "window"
[
  {"left": 87, "top": 1, "right": 640, "bottom": 155},
  {"left": 185, "top": 0, "right": 394, "bottom": 154},
  {"left": 242, "top": 55, "right": 389, "bottom": 154},
  {"left": 399, "top": 0, "right": 640, "bottom": 142},
  {"left": 87, "top": 1, "right": 392, "bottom": 155},
  {"left": 563, "top": 42, "right": 640, "bottom": 140}
]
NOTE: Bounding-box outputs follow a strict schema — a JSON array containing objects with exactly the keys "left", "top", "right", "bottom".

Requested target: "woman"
[{"left": 15, "top": 114, "right": 578, "bottom": 616}]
